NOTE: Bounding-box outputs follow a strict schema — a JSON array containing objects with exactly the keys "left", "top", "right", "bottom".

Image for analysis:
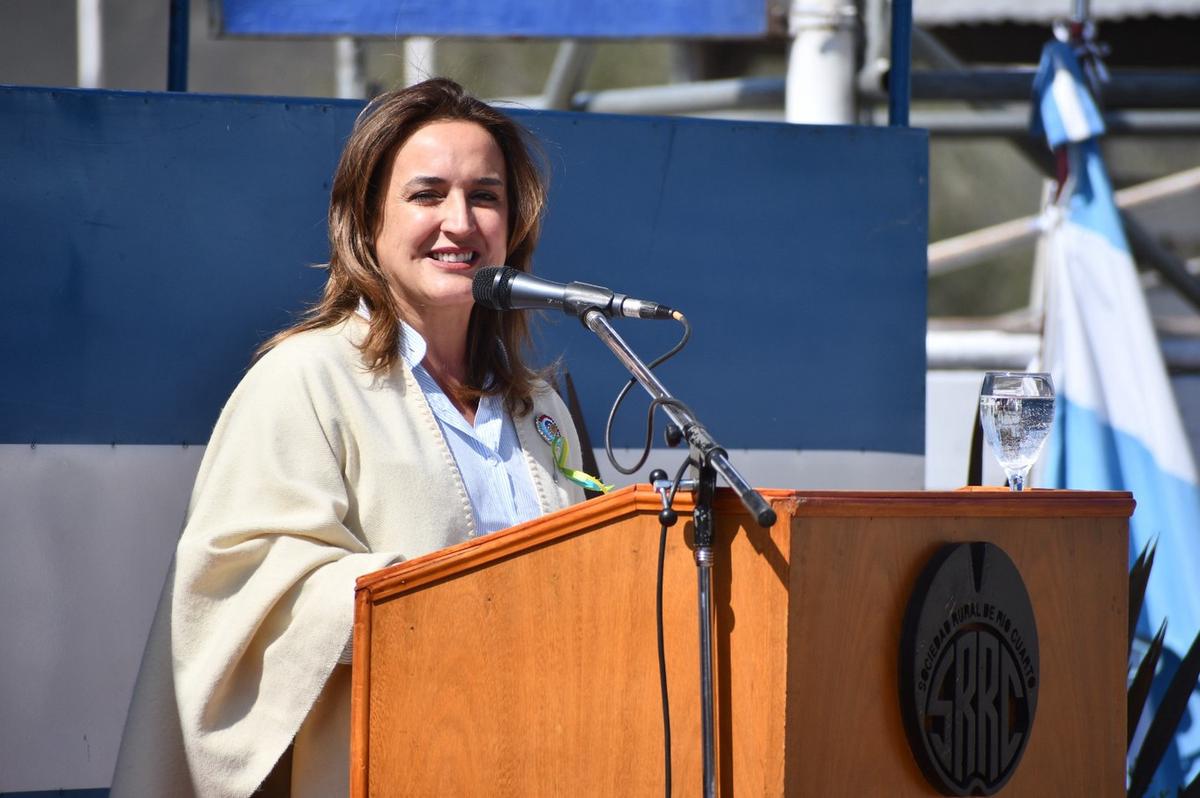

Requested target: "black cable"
[
  {"left": 589, "top": 310, "right": 693, "bottom": 795},
  {"left": 609, "top": 395, "right": 697, "bottom": 476},
  {"left": 667, "top": 454, "right": 693, "bottom": 511},
  {"left": 656, "top": 456, "right": 692, "bottom": 798},
  {"left": 604, "top": 313, "right": 693, "bottom": 475},
  {"left": 656, "top": 516, "right": 672, "bottom": 797}
]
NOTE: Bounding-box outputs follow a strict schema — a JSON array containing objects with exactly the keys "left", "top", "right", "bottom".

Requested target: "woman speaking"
[{"left": 111, "top": 78, "right": 591, "bottom": 798}]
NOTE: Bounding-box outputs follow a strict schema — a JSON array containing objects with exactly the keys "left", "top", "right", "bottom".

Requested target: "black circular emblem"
[{"left": 899, "top": 542, "right": 1039, "bottom": 796}]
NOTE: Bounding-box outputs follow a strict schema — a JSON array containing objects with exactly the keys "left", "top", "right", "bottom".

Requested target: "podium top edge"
[
  {"left": 736, "top": 486, "right": 1135, "bottom": 518},
  {"left": 354, "top": 485, "right": 1133, "bottom": 599}
]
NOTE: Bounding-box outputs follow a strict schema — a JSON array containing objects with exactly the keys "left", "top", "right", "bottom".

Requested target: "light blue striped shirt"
[{"left": 394, "top": 319, "right": 543, "bottom": 538}]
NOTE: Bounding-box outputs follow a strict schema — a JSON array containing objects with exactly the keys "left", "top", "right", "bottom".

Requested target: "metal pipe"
[
  {"left": 612, "top": 104, "right": 1186, "bottom": 136},
  {"left": 910, "top": 25, "right": 964, "bottom": 71},
  {"left": 928, "top": 327, "right": 1200, "bottom": 373},
  {"left": 910, "top": 108, "right": 1200, "bottom": 137},
  {"left": 574, "top": 77, "right": 785, "bottom": 115},
  {"left": 897, "top": 69, "right": 1200, "bottom": 108},
  {"left": 335, "top": 37, "right": 366, "bottom": 99},
  {"left": 404, "top": 37, "right": 435, "bottom": 87},
  {"left": 542, "top": 41, "right": 595, "bottom": 111},
  {"left": 929, "top": 165, "right": 1200, "bottom": 276},
  {"left": 929, "top": 217, "right": 1046, "bottom": 277},
  {"left": 857, "top": 0, "right": 888, "bottom": 99},
  {"left": 888, "top": 0, "right": 912, "bottom": 126},
  {"left": 926, "top": 328, "right": 1042, "bottom": 371},
  {"left": 168, "top": 0, "right": 188, "bottom": 92},
  {"left": 615, "top": 105, "right": 1200, "bottom": 137},
  {"left": 696, "top": 546, "right": 717, "bottom": 798},
  {"left": 1116, "top": 166, "right": 1200, "bottom": 208},
  {"left": 1124, "top": 215, "right": 1200, "bottom": 312},
  {"left": 77, "top": 0, "right": 103, "bottom": 89},
  {"left": 526, "top": 72, "right": 1200, "bottom": 121},
  {"left": 786, "top": 0, "right": 859, "bottom": 124}
]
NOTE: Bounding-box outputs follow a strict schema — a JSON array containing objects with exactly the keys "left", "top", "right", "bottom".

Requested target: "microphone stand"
[{"left": 580, "top": 308, "right": 776, "bottom": 798}]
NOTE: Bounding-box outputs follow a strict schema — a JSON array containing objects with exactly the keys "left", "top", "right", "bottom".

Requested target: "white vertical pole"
[
  {"left": 77, "top": 0, "right": 104, "bottom": 88},
  {"left": 785, "top": 0, "right": 858, "bottom": 124},
  {"left": 404, "top": 37, "right": 436, "bottom": 87},
  {"left": 1028, "top": 180, "right": 1060, "bottom": 321},
  {"left": 335, "top": 36, "right": 366, "bottom": 99}
]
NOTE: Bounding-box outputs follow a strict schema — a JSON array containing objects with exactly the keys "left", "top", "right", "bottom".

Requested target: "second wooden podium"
[{"left": 351, "top": 486, "right": 1130, "bottom": 796}]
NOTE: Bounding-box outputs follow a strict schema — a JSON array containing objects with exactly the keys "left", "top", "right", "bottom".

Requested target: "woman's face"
[{"left": 374, "top": 119, "right": 509, "bottom": 323}]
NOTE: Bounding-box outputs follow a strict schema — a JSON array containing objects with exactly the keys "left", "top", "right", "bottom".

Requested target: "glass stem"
[{"left": 1009, "top": 471, "right": 1027, "bottom": 492}]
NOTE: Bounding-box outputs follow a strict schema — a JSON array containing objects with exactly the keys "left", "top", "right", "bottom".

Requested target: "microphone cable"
[
  {"left": 654, "top": 455, "right": 694, "bottom": 798},
  {"left": 593, "top": 309, "right": 692, "bottom": 796},
  {"left": 603, "top": 312, "right": 693, "bottom": 475},
  {"left": 588, "top": 307, "right": 693, "bottom": 796}
]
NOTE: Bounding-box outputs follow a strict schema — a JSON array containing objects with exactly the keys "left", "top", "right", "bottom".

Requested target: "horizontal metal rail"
[
  {"left": 928, "top": 165, "right": 1200, "bottom": 277},
  {"left": 499, "top": 71, "right": 1200, "bottom": 120},
  {"left": 909, "top": 108, "right": 1200, "bottom": 137},
  {"left": 902, "top": 70, "right": 1200, "bottom": 108},
  {"left": 927, "top": 324, "right": 1200, "bottom": 372},
  {"left": 572, "top": 76, "right": 786, "bottom": 115}
]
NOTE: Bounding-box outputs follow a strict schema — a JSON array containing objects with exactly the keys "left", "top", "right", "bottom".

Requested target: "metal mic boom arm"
[{"left": 579, "top": 308, "right": 776, "bottom": 528}]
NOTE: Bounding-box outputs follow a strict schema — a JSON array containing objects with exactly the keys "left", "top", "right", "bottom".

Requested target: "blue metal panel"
[
  {"left": 1, "top": 87, "right": 357, "bottom": 446},
  {"left": 523, "top": 111, "right": 928, "bottom": 453},
  {"left": 215, "top": 0, "right": 773, "bottom": 38},
  {"left": 0, "top": 86, "right": 927, "bottom": 454}
]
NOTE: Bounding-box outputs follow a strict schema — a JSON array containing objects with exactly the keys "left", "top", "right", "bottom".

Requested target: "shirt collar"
[
  {"left": 355, "top": 298, "right": 505, "bottom": 439},
  {"left": 356, "top": 298, "right": 426, "bottom": 369}
]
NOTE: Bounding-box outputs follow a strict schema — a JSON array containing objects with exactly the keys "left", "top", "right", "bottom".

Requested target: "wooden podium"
[{"left": 351, "top": 487, "right": 1131, "bottom": 796}]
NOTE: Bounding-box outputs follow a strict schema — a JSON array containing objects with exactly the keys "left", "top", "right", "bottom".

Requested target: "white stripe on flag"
[
  {"left": 1044, "top": 218, "right": 1198, "bottom": 483},
  {"left": 1050, "top": 66, "right": 1093, "bottom": 144}
]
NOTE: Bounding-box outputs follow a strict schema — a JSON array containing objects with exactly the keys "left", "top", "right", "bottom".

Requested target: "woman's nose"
[{"left": 441, "top": 192, "right": 475, "bottom": 235}]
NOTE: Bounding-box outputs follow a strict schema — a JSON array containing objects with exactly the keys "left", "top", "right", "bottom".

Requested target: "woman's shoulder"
[
  {"left": 229, "top": 317, "right": 374, "bottom": 410},
  {"left": 199, "top": 318, "right": 377, "bottom": 457},
  {"left": 526, "top": 376, "right": 573, "bottom": 423},
  {"left": 252, "top": 316, "right": 368, "bottom": 377},
  {"left": 530, "top": 373, "right": 574, "bottom": 401}
]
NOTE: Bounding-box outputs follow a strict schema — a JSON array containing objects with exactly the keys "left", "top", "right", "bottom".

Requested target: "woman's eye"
[
  {"left": 472, "top": 191, "right": 500, "bottom": 204},
  {"left": 409, "top": 191, "right": 441, "bottom": 203}
]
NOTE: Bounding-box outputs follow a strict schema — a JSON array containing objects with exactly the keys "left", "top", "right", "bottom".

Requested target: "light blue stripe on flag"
[
  {"left": 1046, "top": 397, "right": 1200, "bottom": 631},
  {"left": 1033, "top": 38, "right": 1200, "bottom": 789}
]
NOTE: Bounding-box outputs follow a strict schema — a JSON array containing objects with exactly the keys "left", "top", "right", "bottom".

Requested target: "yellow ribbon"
[{"left": 535, "top": 414, "right": 613, "bottom": 494}]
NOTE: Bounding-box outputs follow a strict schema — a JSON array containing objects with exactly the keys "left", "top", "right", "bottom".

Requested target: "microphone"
[{"left": 472, "top": 266, "right": 677, "bottom": 320}]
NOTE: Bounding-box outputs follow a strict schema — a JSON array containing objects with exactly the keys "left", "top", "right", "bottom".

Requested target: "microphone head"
[{"left": 472, "top": 266, "right": 516, "bottom": 310}]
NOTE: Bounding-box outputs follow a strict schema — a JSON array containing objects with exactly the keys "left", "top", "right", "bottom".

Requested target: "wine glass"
[{"left": 978, "top": 372, "right": 1055, "bottom": 492}]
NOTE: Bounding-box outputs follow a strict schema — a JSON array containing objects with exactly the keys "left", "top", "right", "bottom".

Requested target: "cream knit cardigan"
[{"left": 110, "top": 317, "right": 585, "bottom": 798}]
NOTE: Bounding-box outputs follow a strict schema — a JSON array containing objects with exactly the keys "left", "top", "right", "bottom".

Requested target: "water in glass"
[{"left": 979, "top": 372, "right": 1055, "bottom": 491}]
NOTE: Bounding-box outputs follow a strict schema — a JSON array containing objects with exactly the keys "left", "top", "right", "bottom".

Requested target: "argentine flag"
[{"left": 1033, "top": 40, "right": 1200, "bottom": 786}]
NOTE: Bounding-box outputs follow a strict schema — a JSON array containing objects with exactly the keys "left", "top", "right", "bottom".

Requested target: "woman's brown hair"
[{"left": 258, "top": 77, "right": 548, "bottom": 415}]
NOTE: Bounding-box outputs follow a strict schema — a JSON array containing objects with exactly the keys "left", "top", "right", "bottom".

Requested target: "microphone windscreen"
[{"left": 472, "top": 266, "right": 513, "bottom": 310}]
